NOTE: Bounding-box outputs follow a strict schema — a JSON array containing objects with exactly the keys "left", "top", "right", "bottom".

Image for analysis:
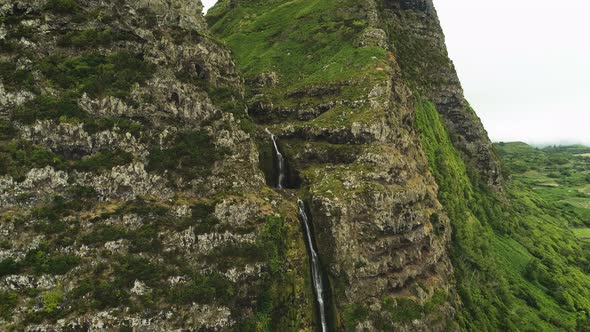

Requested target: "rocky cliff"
[
  {"left": 0, "top": 0, "right": 313, "bottom": 330},
  {"left": 207, "top": 0, "right": 469, "bottom": 330},
  {"left": 7, "top": 0, "right": 576, "bottom": 331},
  {"left": 376, "top": 0, "right": 502, "bottom": 189}
]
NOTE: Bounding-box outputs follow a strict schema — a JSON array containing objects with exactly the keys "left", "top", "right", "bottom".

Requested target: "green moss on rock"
[
  {"left": 38, "top": 52, "right": 155, "bottom": 99},
  {"left": 147, "top": 130, "right": 223, "bottom": 181},
  {"left": 0, "top": 140, "right": 66, "bottom": 181}
]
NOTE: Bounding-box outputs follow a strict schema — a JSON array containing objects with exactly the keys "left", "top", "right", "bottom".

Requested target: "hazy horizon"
[{"left": 202, "top": 0, "right": 590, "bottom": 146}]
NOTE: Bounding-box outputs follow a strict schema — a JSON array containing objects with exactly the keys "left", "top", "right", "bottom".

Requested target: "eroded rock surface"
[{"left": 0, "top": 0, "right": 312, "bottom": 330}]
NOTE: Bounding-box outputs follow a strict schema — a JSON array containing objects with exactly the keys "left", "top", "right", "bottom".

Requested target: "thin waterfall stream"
[
  {"left": 297, "top": 199, "right": 328, "bottom": 332},
  {"left": 265, "top": 129, "right": 330, "bottom": 332},
  {"left": 265, "top": 128, "right": 285, "bottom": 188}
]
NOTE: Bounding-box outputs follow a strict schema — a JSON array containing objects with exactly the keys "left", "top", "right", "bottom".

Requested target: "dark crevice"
[{"left": 259, "top": 130, "right": 301, "bottom": 189}]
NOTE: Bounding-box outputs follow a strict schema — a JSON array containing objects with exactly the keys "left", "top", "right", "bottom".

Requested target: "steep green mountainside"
[
  {"left": 208, "top": 0, "right": 590, "bottom": 330},
  {"left": 417, "top": 106, "right": 590, "bottom": 331}
]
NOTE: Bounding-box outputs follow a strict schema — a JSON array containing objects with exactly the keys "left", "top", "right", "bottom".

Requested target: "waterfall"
[
  {"left": 265, "top": 128, "right": 285, "bottom": 189},
  {"left": 297, "top": 199, "right": 328, "bottom": 332},
  {"left": 264, "top": 129, "right": 328, "bottom": 330}
]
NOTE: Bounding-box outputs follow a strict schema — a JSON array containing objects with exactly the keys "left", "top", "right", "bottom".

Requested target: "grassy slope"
[
  {"left": 417, "top": 102, "right": 590, "bottom": 331},
  {"left": 207, "top": 0, "right": 387, "bottom": 88},
  {"left": 207, "top": 0, "right": 392, "bottom": 130}
]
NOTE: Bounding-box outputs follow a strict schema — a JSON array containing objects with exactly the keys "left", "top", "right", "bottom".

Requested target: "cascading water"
[
  {"left": 265, "top": 129, "right": 329, "bottom": 331},
  {"left": 297, "top": 199, "right": 328, "bottom": 332},
  {"left": 265, "top": 128, "right": 285, "bottom": 189}
]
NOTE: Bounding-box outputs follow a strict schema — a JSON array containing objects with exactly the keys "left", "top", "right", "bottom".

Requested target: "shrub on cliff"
[
  {"left": 44, "top": 0, "right": 79, "bottom": 14},
  {"left": 148, "top": 130, "right": 224, "bottom": 180}
]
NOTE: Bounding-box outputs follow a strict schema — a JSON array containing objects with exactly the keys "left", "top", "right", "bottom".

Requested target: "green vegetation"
[
  {"left": 0, "top": 258, "right": 19, "bottom": 277},
  {"left": 64, "top": 199, "right": 242, "bottom": 313},
  {"left": 166, "top": 272, "right": 235, "bottom": 305},
  {"left": 148, "top": 130, "right": 223, "bottom": 180},
  {"left": 382, "top": 291, "right": 447, "bottom": 324},
  {"left": 388, "top": 11, "right": 449, "bottom": 88},
  {"left": 234, "top": 215, "right": 306, "bottom": 331},
  {"left": 81, "top": 224, "right": 128, "bottom": 245},
  {"left": 341, "top": 288, "right": 447, "bottom": 330},
  {"left": 65, "top": 252, "right": 236, "bottom": 312},
  {"left": 13, "top": 93, "right": 87, "bottom": 125},
  {"left": 0, "top": 244, "right": 81, "bottom": 277},
  {"left": 208, "top": 0, "right": 385, "bottom": 90},
  {"left": 4, "top": 23, "right": 35, "bottom": 40},
  {"left": 32, "top": 194, "right": 90, "bottom": 222},
  {"left": 83, "top": 116, "right": 144, "bottom": 137},
  {"left": 0, "top": 118, "right": 16, "bottom": 141},
  {"left": 38, "top": 52, "right": 155, "bottom": 100},
  {"left": 0, "top": 137, "right": 134, "bottom": 180},
  {"left": 208, "top": 0, "right": 390, "bottom": 132},
  {"left": 57, "top": 29, "right": 132, "bottom": 48},
  {"left": 42, "top": 284, "right": 63, "bottom": 313},
  {"left": 191, "top": 202, "right": 221, "bottom": 234},
  {"left": 342, "top": 304, "right": 369, "bottom": 331},
  {"left": 12, "top": 92, "right": 145, "bottom": 135},
  {"left": 0, "top": 61, "right": 35, "bottom": 92},
  {"left": 572, "top": 228, "right": 590, "bottom": 239},
  {"left": 23, "top": 248, "right": 80, "bottom": 275},
  {"left": 44, "top": 0, "right": 79, "bottom": 14},
  {"left": 0, "top": 292, "right": 18, "bottom": 320},
  {"left": 416, "top": 100, "right": 590, "bottom": 331},
  {"left": 0, "top": 137, "right": 136, "bottom": 181},
  {"left": 73, "top": 149, "right": 134, "bottom": 172},
  {"left": 496, "top": 142, "right": 590, "bottom": 226},
  {"left": 9, "top": 51, "right": 151, "bottom": 137},
  {"left": 204, "top": 215, "right": 289, "bottom": 273},
  {"left": 0, "top": 140, "right": 66, "bottom": 181}
]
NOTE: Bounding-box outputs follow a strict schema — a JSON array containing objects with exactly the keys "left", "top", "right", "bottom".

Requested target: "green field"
[{"left": 496, "top": 142, "right": 590, "bottom": 226}]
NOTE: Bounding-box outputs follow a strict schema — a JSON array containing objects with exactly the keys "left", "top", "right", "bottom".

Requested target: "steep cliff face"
[
  {"left": 0, "top": 0, "right": 313, "bottom": 330},
  {"left": 374, "top": 0, "right": 503, "bottom": 189},
  {"left": 6, "top": 0, "right": 588, "bottom": 331},
  {"left": 208, "top": 0, "right": 457, "bottom": 330}
]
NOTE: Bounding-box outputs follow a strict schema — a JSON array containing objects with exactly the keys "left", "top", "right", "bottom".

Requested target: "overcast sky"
[
  {"left": 436, "top": 0, "right": 590, "bottom": 145},
  {"left": 202, "top": 0, "right": 590, "bottom": 145},
  {"left": 203, "top": 0, "right": 216, "bottom": 12}
]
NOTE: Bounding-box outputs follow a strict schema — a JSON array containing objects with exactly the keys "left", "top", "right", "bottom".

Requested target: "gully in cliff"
[{"left": 265, "top": 129, "right": 331, "bottom": 331}]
